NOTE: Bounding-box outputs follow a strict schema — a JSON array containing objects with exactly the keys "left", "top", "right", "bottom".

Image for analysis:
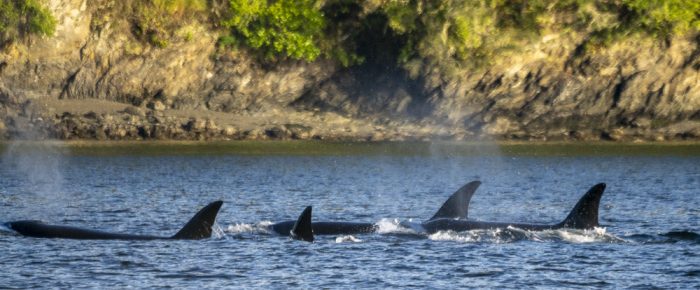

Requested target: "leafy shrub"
[
  {"left": 0, "top": 0, "right": 56, "bottom": 47},
  {"left": 367, "top": 0, "right": 700, "bottom": 78},
  {"left": 221, "top": 0, "right": 325, "bottom": 61},
  {"left": 622, "top": 0, "right": 700, "bottom": 37},
  {"left": 377, "top": 1, "right": 503, "bottom": 71}
]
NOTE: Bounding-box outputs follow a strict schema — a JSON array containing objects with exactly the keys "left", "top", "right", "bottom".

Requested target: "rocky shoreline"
[
  {"left": 1, "top": 1, "right": 698, "bottom": 142},
  {"left": 2, "top": 98, "right": 698, "bottom": 142}
]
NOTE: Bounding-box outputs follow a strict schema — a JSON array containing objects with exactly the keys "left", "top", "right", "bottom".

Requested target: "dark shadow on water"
[
  {"left": 660, "top": 230, "right": 700, "bottom": 242},
  {"left": 625, "top": 230, "right": 699, "bottom": 244}
]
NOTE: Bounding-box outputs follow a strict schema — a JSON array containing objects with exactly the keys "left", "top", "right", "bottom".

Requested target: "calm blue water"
[{"left": 0, "top": 143, "right": 698, "bottom": 288}]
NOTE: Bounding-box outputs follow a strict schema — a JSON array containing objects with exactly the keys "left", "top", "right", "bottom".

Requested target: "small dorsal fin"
[
  {"left": 558, "top": 183, "right": 606, "bottom": 229},
  {"left": 171, "top": 200, "right": 223, "bottom": 239},
  {"left": 429, "top": 181, "right": 481, "bottom": 220},
  {"left": 290, "top": 206, "right": 314, "bottom": 242}
]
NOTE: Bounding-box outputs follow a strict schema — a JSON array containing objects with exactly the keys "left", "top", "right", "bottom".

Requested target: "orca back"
[
  {"left": 6, "top": 220, "right": 162, "bottom": 240},
  {"left": 290, "top": 206, "right": 314, "bottom": 242},
  {"left": 429, "top": 181, "right": 481, "bottom": 220},
  {"left": 558, "top": 183, "right": 606, "bottom": 229},
  {"left": 171, "top": 200, "right": 224, "bottom": 239},
  {"left": 6, "top": 200, "right": 223, "bottom": 240}
]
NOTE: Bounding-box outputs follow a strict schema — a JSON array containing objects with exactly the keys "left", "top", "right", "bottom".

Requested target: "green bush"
[
  {"left": 622, "top": 0, "right": 700, "bottom": 37},
  {"left": 0, "top": 0, "right": 56, "bottom": 47},
  {"left": 365, "top": 0, "right": 700, "bottom": 78},
  {"left": 5, "top": 0, "right": 699, "bottom": 73},
  {"left": 221, "top": 0, "right": 325, "bottom": 61},
  {"left": 376, "top": 1, "right": 503, "bottom": 71}
]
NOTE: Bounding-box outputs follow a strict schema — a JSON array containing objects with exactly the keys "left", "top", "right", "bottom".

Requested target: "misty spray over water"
[
  {"left": 1, "top": 118, "right": 68, "bottom": 220},
  {"left": 426, "top": 109, "right": 508, "bottom": 184},
  {"left": 422, "top": 110, "right": 512, "bottom": 222}
]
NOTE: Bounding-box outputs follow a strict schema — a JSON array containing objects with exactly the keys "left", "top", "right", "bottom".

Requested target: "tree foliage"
[
  {"left": 221, "top": 0, "right": 325, "bottom": 61},
  {"left": 623, "top": 0, "right": 700, "bottom": 37},
  {"left": 4, "top": 0, "right": 700, "bottom": 70},
  {"left": 363, "top": 0, "right": 700, "bottom": 76},
  {"left": 0, "top": 0, "right": 56, "bottom": 47}
]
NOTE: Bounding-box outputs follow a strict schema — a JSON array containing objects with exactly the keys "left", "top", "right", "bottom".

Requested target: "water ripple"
[{"left": 0, "top": 153, "right": 698, "bottom": 288}]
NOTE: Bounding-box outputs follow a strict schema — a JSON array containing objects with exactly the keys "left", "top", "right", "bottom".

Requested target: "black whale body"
[
  {"left": 5, "top": 200, "right": 224, "bottom": 240},
  {"left": 293, "top": 183, "right": 607, "bottom": 242},
  {"left": 271, "top": 221, "right": 377, "bottom": 236},
  {"left": 272, "top": 181, "right": 482, "bottom": 240},
  {"left": 420, "top": 183, "right": 607, "bottom": 233}
]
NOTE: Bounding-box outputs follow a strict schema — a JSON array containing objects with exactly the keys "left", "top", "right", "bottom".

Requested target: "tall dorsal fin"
[
  {"left": 290, "top": 206, "right": 314, "bottom": 242},
  {"left": 171, "top": 200, "right": 224, "bottom": 239},
  {"left": 429, "top": 181, "right": 481, "bottom": 220},
  {"left": 558, "top": 183, "right": 606, "bottom": 229}
]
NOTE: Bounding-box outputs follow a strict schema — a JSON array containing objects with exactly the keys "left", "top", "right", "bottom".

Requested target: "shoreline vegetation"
[{"left": 1, "top": 1, "right": 699, "bottom": 142}]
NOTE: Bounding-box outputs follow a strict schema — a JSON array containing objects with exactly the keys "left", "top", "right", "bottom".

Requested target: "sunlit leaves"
[
  {"left": 623, "top": 0, "right": 700, "bottom": 37},
  {"left": 222, "top": 0, "right": 324, "bottom": 61},
  {"left": 0, "top": 0, "right": 56, "bottom": 47}
]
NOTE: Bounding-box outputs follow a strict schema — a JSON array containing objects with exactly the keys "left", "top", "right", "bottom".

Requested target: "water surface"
[{"left": 1, "top": 142, "right": 698, "bottom": 288}]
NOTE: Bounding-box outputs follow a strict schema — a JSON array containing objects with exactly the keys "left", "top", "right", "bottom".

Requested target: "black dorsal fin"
[
  {"left": 171, "top": 200, "right": 224, "bottom": 239},
  {"left": 429, "top": 181, "right": 481, "bottom": 220},
  {"left": 558, "top": 183, "right": 606, "bottom": 229},
  {"left": 290, "top": 206, "right": 314, "bottom": 242}
]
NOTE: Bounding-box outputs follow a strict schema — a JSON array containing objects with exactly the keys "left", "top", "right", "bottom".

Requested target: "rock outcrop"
[{"left": 0, "top": 0, "right": 698, "bottom": 141}]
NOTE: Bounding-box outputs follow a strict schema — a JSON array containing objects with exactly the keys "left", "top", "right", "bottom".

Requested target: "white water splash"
[
  {"left": 553, "top": 227, "right": 604, "bottom": 243},
  {"left": 375, "top": 218, "right": 420, "bottom": 234},
  {"left": 0, "top": 223, "right": 12, "bottom": 234},
  {"left": 429, "top": 230, "right": 482, "bottom": 243},
  {"left": 546, "top": 227, "right": 625, "bottom": 243},
  {"left": 225, "top": 221, "right": 274, "bottom": 234},
  {"left": 212, "top": 222, "right": 227, "bottom": 239},
  {"left": 335, "top": 235, "right": 362, "bottom": 243},
  {"left": 426, "top": 227, "right": 623, "bottom": 244}
]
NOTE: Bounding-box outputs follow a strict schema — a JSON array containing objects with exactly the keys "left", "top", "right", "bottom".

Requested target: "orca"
[
  {"left": 270, "top": 181, "right": 482, "bottom": 240},
  {"left": 4, "top": 200, "right": 224, "bottom": 240},
  {"left": 420, "top": 183, "right": 606, "bottom": 233},
  {"left": 289, "top": 206, "right": 314, "bottom": 242}
]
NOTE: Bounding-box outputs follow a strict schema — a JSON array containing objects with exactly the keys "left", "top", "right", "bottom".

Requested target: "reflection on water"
[{"left": 3, "top": 141, "right": 700, "bottom": 156}]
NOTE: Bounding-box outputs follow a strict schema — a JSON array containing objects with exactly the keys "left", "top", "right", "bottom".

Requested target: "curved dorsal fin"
[
  {"left": 171, "top": 200, "right": 224, "bottom": 239},
  {"left": 558, "top": 183, "right": 606, "bottom": 229},
  {"left": 291, "top": 206, "right": 314, "bottom": 242},
  {"left": 429, "top": 181, "right": 481, "bottom": 221}
]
